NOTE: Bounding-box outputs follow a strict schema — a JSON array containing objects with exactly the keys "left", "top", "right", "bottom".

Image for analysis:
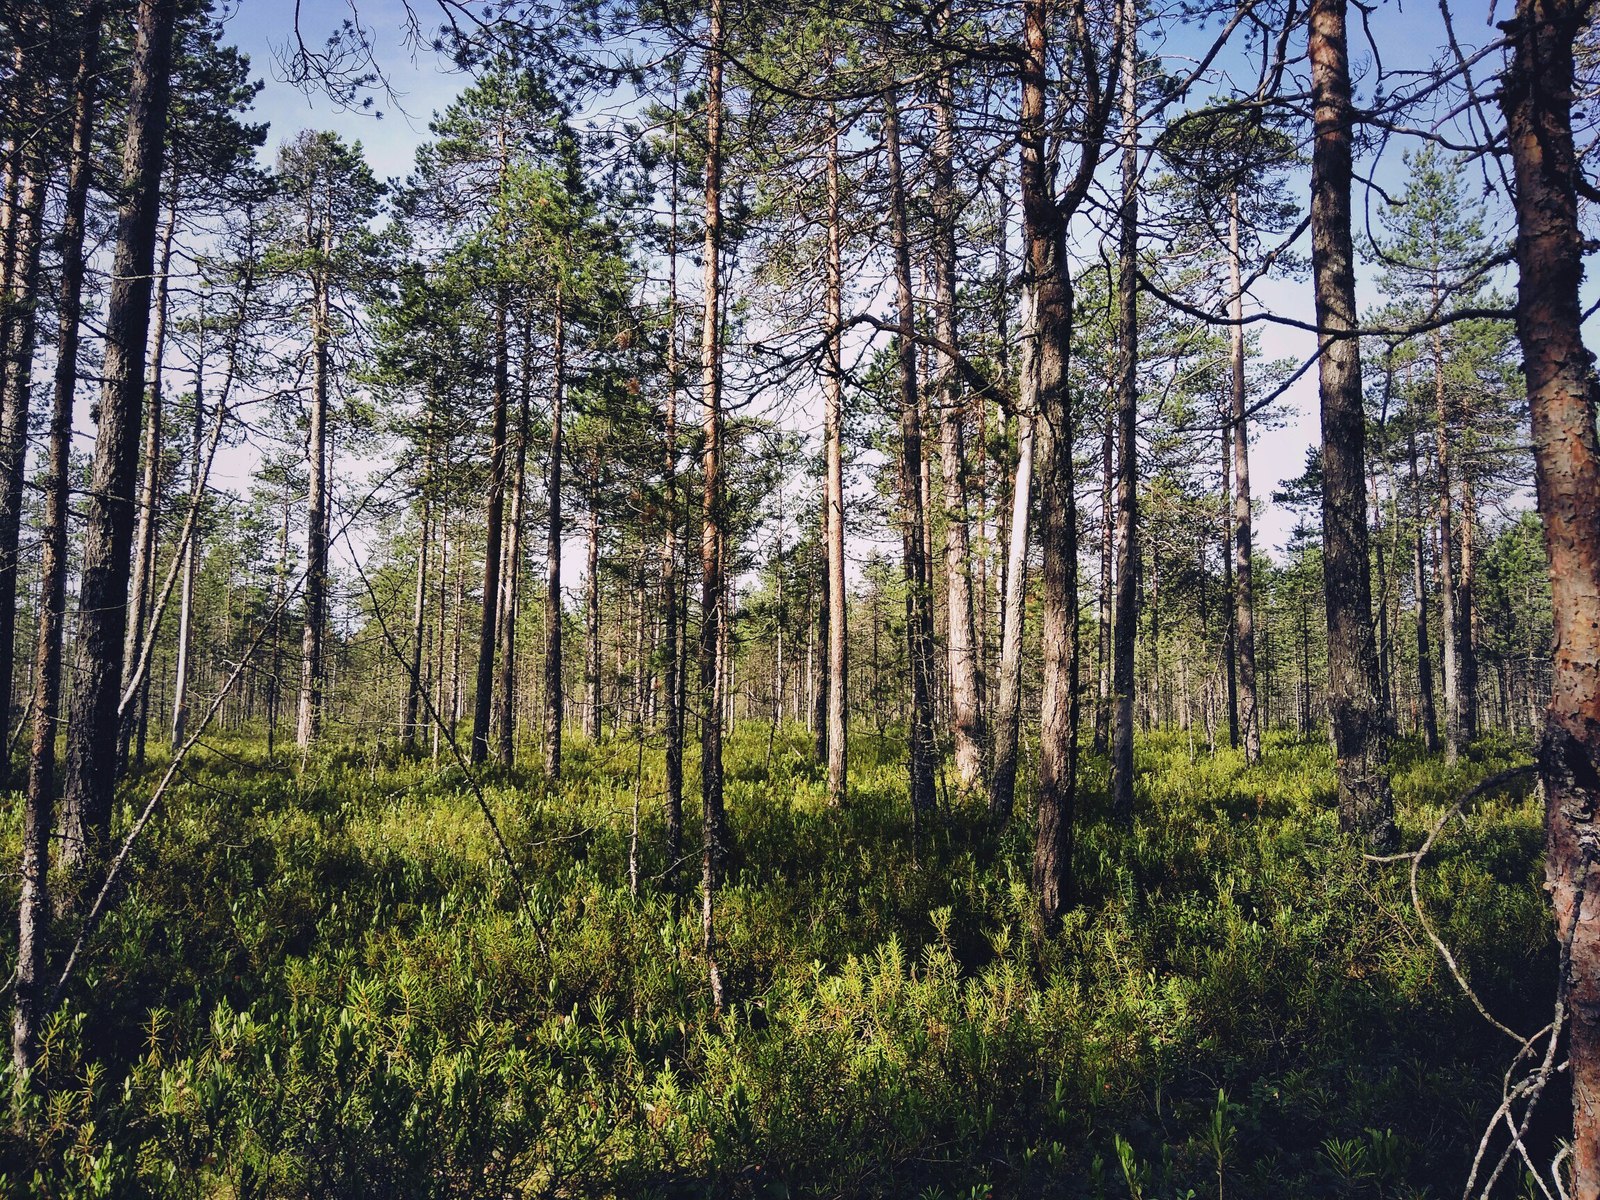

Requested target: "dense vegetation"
[{"left": 0, "top": 729, "right": 1552, "bottom": 1196}]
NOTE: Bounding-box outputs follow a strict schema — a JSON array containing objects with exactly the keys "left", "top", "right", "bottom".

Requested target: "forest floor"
[{"left": 0, "top": 725, "right": 1556, "bottom": 1198}]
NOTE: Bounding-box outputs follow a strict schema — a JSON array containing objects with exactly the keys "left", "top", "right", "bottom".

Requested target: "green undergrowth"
[{"left": 0, "top": 724, "right": 1551, "bottom": 1197}]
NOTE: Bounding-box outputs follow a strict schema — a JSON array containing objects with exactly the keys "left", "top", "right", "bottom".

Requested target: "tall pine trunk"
[
  {"left": 0, "top": 82, "right": 47, "bottom": 779},
  {"left": 1433, "top": 318, "right": 1466, "bottom": 763},
  {"left": 662, "top": 129, "right": 684, "bottom": 870},
  {"left": 406, "top": 498, "right": 431, "bottom": 748},
  {"left": 1110, "top": 0, "right": 1139, "bottom": 826},
  {"left": 1405, "top": 425, "right": 1440, "bottom": 751},
  {"left": 584, "top": 499, "right": 601, "bottom": 741},
  {"left": 823, "top": 103, "right": 849, "bottom": 807},
  {"left": 1307, "top": 0, "right": 1394, "bottom": 847},
  {"left": 296, "top": 221, "right": 332, "bottom": 751},
  {"left": 544, "top": 290, "right": 565, "bottom": 780},
  {"left": 495, "top": 317, "right": 531, "bottom": 765},
  {"left": 932, "top": 42, "right": 984, "bottom": 793},
  {"left": 1228, "top": 189, "right": 1261, "bottom": 762},
  {"left": 884, "top": 90, "right": 937, "bottom": 830},
  {"left": 699, "top": 0, "right": 727, "bottom": 1009},
  {"left": 60, "top": 0, "right": 178, "bottom": 873},
  {"left": 1022, "top": 0, "right": 1084, "bottom": 924},
  {"left": 122, "top": 182, "right": 179, "bottom": 769},
  {"left": 471, "top": 287, "right": 510, "bottom": 763},
  {"left": 16, "top": 0, "right": 102, "bottom": 1072},
  {"left": 169, "top": 350, "right": 205, "bottom": 747}
]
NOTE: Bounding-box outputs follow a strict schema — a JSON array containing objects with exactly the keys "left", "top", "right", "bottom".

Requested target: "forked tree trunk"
[
  {"left": 1501, "top": 1, "right": 1600, "bottom": 1191},
  {"left": 60, "top": 0, "right": 178, "bottom": 873},
  {"left": 1307, "top": 0, "right": 1394, "bottom": 847}
]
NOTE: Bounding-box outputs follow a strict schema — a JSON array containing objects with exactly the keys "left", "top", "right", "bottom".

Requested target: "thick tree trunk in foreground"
[
  {"left": 1307, "top": 0, "right": 1394, "bottom": 847},
  {"left": 1021, "top": 0, "right": 1083, "bottom": 924},
  {"left": 60, "top": 0, "right": 179, "bottom": 873},
  {"left": 16, "top": 0, "right": 103, "bottom": 1073},
  {"left": 884, "top": 89, "right": 937, "bottom": 830},
  {"left": 1501, "top": 1, "right": 1600, "bottom": 1191}
]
